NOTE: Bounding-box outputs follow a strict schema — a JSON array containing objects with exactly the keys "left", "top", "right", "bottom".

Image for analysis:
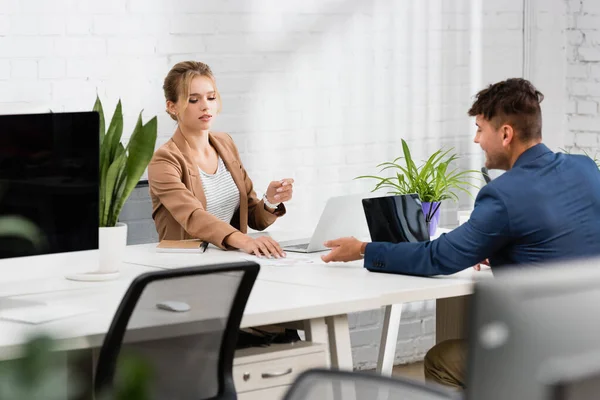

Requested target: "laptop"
[
  {"left": 280, "top": 194, "right": 370, "bottom": 253},
  {"left": 361, "top": 194, "right": 430, "bottom": 243}
]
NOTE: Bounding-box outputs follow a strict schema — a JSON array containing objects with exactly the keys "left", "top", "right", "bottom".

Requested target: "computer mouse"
[{"left": 156, "top": 300, "right": 191, "bottom": 313}]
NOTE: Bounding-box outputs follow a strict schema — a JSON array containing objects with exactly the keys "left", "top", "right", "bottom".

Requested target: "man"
[{"left": 321, "top": 78, "right": 600, "bottom": 388}]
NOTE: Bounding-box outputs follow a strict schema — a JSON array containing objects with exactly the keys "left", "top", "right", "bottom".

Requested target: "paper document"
[
  {"left": 241, "top": 255, "right": 315, "bottom": 267},
  {"left": 0, "top": 304, "right": 94, "bottom": 324}
]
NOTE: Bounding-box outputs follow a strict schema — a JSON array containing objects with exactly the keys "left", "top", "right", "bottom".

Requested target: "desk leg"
[
  {"left": 376, "top": 304, "right": 402, "bottom": 376},
  {"left": 325, "top": 314, "right": 353, "bottom": 371},
  {"left": 304, "top": 318, "right": 330, "bottom": 367}
]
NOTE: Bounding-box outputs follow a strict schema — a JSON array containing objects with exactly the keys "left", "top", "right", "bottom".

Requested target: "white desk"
[
  {"left": 0, "top": 250, "right": 156, "bottom": 297},
  {"left": 122, "top": 238, "right": 485, "bottom": 375},
  {"left": 0, "top": 237, "right": 488, "bottom": 375},
  {"left": 0, "top": 251, "right": 382, "bottom": 371}
]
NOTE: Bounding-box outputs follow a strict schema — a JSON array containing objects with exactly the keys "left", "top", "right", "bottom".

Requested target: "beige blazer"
[{"left": 148, "top": 131, "right": 285, "bottom": 249}]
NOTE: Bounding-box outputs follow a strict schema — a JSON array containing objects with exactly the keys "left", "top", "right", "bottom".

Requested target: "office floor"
[{"left": 392, "top": 361, "right": 425, "bottom": 382}]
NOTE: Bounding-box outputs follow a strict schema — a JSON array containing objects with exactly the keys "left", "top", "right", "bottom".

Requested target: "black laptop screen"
[{"left": 362, "top": 194, "right": 430, "bottom": 243}]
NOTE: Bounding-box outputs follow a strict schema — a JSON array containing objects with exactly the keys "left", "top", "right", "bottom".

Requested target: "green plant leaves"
[
  {"left": 0, "top": 335, "right": 152, "bottom": 400},
  {"left": 355, "top": 138, "right": 482, "bottom": 203},
  {"left": 95, "top": 97, "right": 157, "bottom": 227},
  {"left": 93, "top": 95, "right": 106, "bottom": 145},
  {"left": 108, "top": 116, "right": 157, "bottom": 227},
  {"left": 0, "top": 335, "right": 75, "bottom": 400}
]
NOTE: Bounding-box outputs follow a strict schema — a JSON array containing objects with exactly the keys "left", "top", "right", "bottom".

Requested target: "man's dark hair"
[{"left": 468, "top": 78, "right": 544, "bottom": 142}]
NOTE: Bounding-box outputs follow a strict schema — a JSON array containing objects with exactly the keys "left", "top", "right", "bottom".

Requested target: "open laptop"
[
  {"left": 280, "top": 194, "right": 370, "bottom": 253},
  {"left": 361, "top": 194, "right": 430, "bottom": 243}
]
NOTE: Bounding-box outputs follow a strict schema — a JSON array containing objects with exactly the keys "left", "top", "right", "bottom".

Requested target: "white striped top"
[{"left": 199, "top": 157, "right": 240, "bottom": 224}]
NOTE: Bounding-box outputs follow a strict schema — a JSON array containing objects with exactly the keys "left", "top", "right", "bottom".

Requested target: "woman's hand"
[
  {"left": 226, "top": 232, "right": 286, "bottom": 258},
  {"left": 266, "top": 178, "right": 294, "bottom": 204}
]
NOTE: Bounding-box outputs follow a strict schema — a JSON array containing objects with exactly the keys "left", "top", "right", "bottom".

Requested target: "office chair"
[
  {"left": 282, "top": 368, "right": 461, "bottom": 400},
  {"left": 94, "top": 262, "right": 260, "bottom": 400}
]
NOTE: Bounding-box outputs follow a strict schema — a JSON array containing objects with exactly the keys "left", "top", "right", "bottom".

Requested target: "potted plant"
[
  {"left": 0, "top": 334, "right": 152, "bottom": 400},
  {"left": 70, "top": 97, "right": 157, "bottom": 281},
  {"left": 96, "top": 97, "right": 157, "bottom": 276},
  {"left": 356, "top": 139, "right": 480, "bottom": 236}
]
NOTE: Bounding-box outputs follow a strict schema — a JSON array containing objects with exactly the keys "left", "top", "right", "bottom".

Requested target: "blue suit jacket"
[{"left": 364, "top": 144, "right": 600, "bottom": 276}]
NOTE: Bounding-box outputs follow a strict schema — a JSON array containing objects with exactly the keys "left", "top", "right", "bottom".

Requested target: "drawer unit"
[{"left": 234, "top": 341, "right": 327, "bottom": 399}]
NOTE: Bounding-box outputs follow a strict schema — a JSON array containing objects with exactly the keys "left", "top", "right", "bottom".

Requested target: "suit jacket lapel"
[{"left": 171, "top": 130, "right": 207, "bottom": 209}]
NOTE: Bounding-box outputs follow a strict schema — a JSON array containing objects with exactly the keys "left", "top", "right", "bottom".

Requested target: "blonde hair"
[{"left": 163, "top": 61, "right": 222, "bottom": 121}]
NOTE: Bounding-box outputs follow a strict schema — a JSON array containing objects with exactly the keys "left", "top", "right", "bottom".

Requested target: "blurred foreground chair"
[
  {"left": 282, "top": 368, "right": 461, "bottom": 400},
  {"left": 94, "top": 262, "right": 259, "bottom": 400}
]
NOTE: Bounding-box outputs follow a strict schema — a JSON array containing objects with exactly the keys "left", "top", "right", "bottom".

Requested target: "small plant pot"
[
  {"left": 421, "top": 202, "right": 441, "bottom": 237},
  {"left": 65, "top": 222, "right": 127, "bottom": 282},
  {"left": 99, "top": 222, "right": 128, "bottom": 273}
]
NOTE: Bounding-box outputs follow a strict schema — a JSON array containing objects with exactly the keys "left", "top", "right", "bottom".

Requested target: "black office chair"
[
  {"left": 282, "top": 368, "right": 461, "bottom": 400},
  {"left": 94, "top": 262, "right": 260, "bottom": 400}
]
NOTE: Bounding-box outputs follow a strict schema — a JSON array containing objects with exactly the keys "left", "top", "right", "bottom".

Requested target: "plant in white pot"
[
  {"left": 356, "top": 139, "right": 480, "bottom": 236},
  {"left": 97, "top": 97, "right": 157, "bottom": 276},
  {"left": 68, "top": 97, "right": 157, "bottom": 281}
]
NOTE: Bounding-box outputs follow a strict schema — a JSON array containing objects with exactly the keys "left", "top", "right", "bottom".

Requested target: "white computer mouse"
[{"left": 156, "top": 300, "right": 191, "bottom": 313}]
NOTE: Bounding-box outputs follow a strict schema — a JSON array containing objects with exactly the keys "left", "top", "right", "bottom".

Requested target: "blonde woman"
[{"left": 148, "top": 61, "right": 293, "bottom": 258}]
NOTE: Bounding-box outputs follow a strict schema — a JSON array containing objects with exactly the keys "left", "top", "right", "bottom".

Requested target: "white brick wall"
[
  {"left": 565, "top": 0, "right": 600, "bottom": 154},
  {"left": 0, "top": 0, "right": 524, "bottom": 369}
]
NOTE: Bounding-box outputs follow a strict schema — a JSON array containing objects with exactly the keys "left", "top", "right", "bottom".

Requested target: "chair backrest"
[
  {"left": 94, "top": 262, "right": 260, "bottom": 400},
  {"left": 282, "top": 368, "right": 460, "bottom": 400}
]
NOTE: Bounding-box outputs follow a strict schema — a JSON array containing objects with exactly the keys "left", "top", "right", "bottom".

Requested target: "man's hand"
[
  {"left": 473, "top": 259, "right": 490, "bottom": 271},
  {"left": 321, "top": 237, "right": 366, "bottom": 263}
]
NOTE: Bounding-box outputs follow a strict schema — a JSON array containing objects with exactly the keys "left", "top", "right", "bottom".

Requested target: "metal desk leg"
[
  {"left": 376, "top": 304, "right": 403, "bottom": 376},
  {"left": 326, "top": 314, "right": 353, "bottom": 370},
  {"left": 304, "top": 317, "right": 330, "bottom": 367}
]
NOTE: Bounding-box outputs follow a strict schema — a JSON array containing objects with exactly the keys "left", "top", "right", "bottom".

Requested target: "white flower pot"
[
  {"left": 65, "top": 222, "right": 127, "bottom": 282},
  {"left": 99, "top": 222, "right": 127, "bottom": 273}
]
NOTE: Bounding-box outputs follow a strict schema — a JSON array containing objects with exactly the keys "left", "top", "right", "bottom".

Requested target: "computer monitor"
[
  {"left": 0, "top": 112, "right": 99, "bottom": 259},
  {"left": 466, "top": 257, "right": 600, "bottom": 400}
]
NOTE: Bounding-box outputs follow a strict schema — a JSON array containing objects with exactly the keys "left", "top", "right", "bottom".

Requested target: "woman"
[{"left": 148, "top": 61, "right": 293, "bottom": 258}]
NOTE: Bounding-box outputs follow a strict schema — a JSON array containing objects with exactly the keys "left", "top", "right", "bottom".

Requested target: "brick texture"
[
  {"left": 0, "top": 0, "right": 525, "bottom": 369},
  {"left": 564, "top": 0, "right": 600, "bottom": 156}
]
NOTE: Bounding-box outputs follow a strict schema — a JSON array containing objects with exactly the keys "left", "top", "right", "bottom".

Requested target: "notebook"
[{"left": 156, "top": 239, "right": 208, "bottom": 253}]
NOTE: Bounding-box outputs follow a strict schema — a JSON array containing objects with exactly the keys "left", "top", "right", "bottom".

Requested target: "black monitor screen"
[{"left": 0, "top": 112, "right": 99, "bottom": 258}]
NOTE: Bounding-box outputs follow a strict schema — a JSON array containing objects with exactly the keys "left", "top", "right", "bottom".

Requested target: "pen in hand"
[{"left": 200, "top": 241, "right": 209, "bottom": 253}]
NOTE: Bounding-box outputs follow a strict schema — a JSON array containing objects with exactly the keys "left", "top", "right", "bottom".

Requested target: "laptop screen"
[{"left": 361, "top": 194, "right": 430, "bottom": 243}]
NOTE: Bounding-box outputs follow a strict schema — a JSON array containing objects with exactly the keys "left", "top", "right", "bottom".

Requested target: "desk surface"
[
  {"left": 124, "top": 239, "right": 482, "bottom": 305},
  {"left": 0, "top": 250, "right": 159, "bottom": 297},
  {"left": 0, "top": 229, "right": 486, "bottom": 360},
  {"left": 0, "top": 273, "right": 382, "bottom": 360}
]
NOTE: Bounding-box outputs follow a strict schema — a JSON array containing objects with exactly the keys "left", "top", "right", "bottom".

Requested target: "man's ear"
[{"left": 501, "top": 124, "right": 514, "bottom": 146}]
